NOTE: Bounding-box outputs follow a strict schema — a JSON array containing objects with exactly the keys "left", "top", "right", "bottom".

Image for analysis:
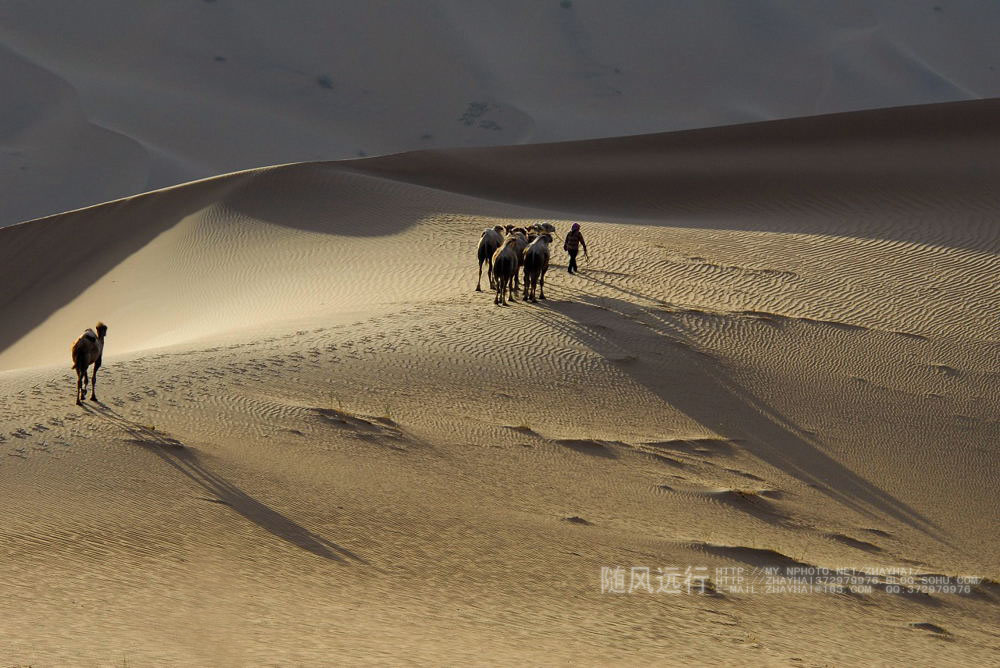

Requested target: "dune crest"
[
  {"left": 5, "top": 1, "right": 1000, "bottom": 224},
  {"left": 0, "top": 100, "right": 997, "bottom": 665}
]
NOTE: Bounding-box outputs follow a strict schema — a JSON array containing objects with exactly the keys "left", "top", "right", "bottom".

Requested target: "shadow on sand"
[
  {"left": 528, "top": 271, "right": 948, "bottom": 544},
  {"left": 83, "top": 403, "right": 367, "bottom": 565}
]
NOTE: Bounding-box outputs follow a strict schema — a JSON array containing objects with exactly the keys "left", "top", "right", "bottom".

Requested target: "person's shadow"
[
  {"left": 83, "top": 403, "right": 368, "bottom": 565},
  {"left": 530, "top": 274, "right": 947, "bottom": 543}
]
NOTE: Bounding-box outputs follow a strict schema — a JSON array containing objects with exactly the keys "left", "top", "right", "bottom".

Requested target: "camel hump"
[{"left": 82, "top": 329, "right": 97, "bottom": 341}]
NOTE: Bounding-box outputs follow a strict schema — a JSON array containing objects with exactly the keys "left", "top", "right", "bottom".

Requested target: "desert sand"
[
  {"left": 5, "top": 0, "right": 1000, "bottom": 226},
  {"left": 0, "top": 99, "right": 998, "bottom": 665}
]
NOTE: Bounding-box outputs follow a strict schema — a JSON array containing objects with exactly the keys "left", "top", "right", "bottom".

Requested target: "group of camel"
[{"left": 476, "top": 223, "right": 558, "bottom": 306}]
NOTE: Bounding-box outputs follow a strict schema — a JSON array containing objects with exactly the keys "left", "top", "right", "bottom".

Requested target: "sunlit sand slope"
[{"left": 0, "top": 100, "right": 997, "bottom": 665}]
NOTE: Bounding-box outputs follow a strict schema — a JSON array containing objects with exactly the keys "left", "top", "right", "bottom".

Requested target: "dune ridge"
[
  {"left": 5, "top": 0, "right": 1000, "bottom": 225},
  {"left": 0, "top": 99, "right": 997, "bottom": 665}
]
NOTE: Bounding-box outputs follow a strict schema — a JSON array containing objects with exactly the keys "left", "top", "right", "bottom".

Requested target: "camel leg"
[
  {"left": 477, "top": 258, "right": 484, "bottom": 291},
  {"left": 539, "top": 270, "right": 546, "bottom": 300},
  {"left": 76, "top": 371, "right": 83, "bottom": 405},
  {"left": 90, "top": 358, "right": 100, "bottom": 401},
  {"left": 488, "top": 257, "right": 495, "bottom": 290}
]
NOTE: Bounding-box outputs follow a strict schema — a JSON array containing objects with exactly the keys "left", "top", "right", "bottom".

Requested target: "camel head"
[{"left": 95, "top": 322, "right": 108, "bottom": 338}]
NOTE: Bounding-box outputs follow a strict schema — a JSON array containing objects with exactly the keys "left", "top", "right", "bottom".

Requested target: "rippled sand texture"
[{"left": 0, "top": 101, "right": 997, "bottom": 665}]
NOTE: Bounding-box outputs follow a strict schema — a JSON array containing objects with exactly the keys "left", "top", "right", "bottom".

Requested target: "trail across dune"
[{"left": 0, "top": 101, "right": 997, "bottom": 665}]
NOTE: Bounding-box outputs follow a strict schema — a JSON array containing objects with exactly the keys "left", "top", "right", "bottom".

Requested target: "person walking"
[{"left": 563, "top": 223, "right": 588, "bottom": 274}]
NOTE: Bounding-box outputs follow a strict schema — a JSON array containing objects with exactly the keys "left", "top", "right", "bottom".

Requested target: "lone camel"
[{"left": 71, "top": 322, "right": 107, "bottom": 405}]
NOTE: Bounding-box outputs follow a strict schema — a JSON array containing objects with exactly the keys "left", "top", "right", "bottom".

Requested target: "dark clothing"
[
  {"left": 565, "top": 228, "right": 586, "bottom": 273},
  {"left": 564, "top": 229, "right": 587, "bottom": 253}
]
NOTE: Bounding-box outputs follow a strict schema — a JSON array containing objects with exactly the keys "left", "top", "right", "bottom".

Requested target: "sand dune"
[
  {"left": 1, "top": 101, "right": 998, "bottom": 664},
  {"left": 3, "top": 99, "right": 996, "bottom": 369},
  {"left": 4, "top": 0, "right": 1000, "bottom": 225}
]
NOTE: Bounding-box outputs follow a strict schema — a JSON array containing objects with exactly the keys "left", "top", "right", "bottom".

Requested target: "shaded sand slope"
[
  {"left": 0, "top": 101, "right": 997, "bottom": 664},
  {"left": 5, "top": 0, "right": 1000, "bottom": 225},
  {"left": 354, "top": 98, "right": 1000, "bottom": 249}
]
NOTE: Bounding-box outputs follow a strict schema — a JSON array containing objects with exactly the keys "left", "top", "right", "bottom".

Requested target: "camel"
[
  {"left": 476, "top": 226, "right": 504, "bottom": 291},
  {"left": 71, "top": 322, "right": 107, "bottom": 405},
  {"left": 491, "top": 237, "right": 520, "bottom": 306},
  {"left": 522, "top": 233, "right": 552, "bottom": 302},
  {"left": 509, "top": 229, "right": 529, "bottom": 292}
]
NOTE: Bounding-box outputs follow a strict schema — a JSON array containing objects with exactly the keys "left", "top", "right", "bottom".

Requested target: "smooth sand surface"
[
  {"left": 0, "top": 100, "right": 997, "bottom": 665},
  {"left": 4, "top": 0, "right": 1000, "bottom": 226}
]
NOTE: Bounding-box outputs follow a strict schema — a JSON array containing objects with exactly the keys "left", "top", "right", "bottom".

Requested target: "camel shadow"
[
  {"left": 83, "top": 404, "right": 367, "bottom": 565},
  {"left": 528, "top": 275, "right": 948, "bottom": 544}
]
